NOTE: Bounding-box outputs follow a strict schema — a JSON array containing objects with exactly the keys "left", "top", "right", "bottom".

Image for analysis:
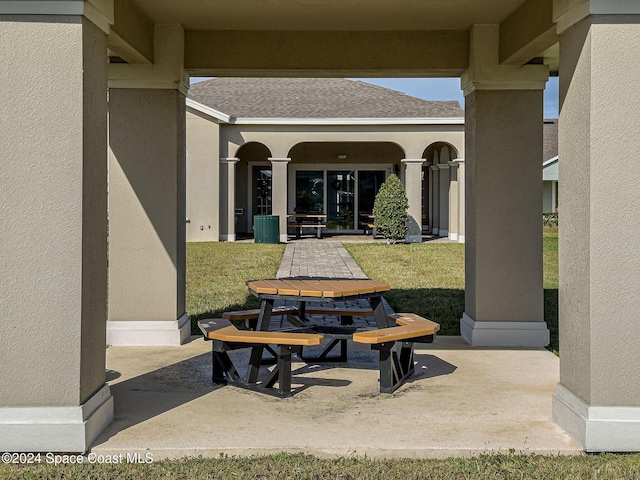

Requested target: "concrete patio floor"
[{"left": 92, "top": 336, "right": 581, "bottom": 459}]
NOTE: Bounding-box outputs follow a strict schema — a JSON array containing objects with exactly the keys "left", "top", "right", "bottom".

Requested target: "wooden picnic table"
[
  {"left": 287, "top": 213, "right": 327, "bottom": 239},
  {"left": 199, "top": 278, "right": 439, "bottom": 396},
  {"left": 247, "top": 278, "right": 391, "bottom": 362}
]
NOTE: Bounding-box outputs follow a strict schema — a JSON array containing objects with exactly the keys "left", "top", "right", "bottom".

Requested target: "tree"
[{"left": 373, "top": 174, "right": 408, "bottom": 243}]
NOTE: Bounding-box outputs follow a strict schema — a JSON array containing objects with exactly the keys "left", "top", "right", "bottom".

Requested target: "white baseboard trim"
[
  {"left": 107, "top": 313, "right": 191, "bottom": 346},
  {"left": 457, "top": 234, "right": 465, "bottom": 243},
  {"left": 280, "top": 234, "right": 288, "bottom": 243},
  {"left": 439, "top": 229, "right": 449, "bottom": 237},
  {"left": 448, "top": 232, "right": 458, "bottom": 241},
  {"left": 220, "top": 234, "right": 236, "bottom": 242},
  {"left": 460, "top": 313, "right": 550, "bottom": 347},
  {"left": 0, "top": 384, "right": 113, "bottom": 453},
  {"left": 553, "top": 383, "right": 640, "bottom": 452},
  {"left": 406, "top": 234, "right": 422, "bottom": 243}
]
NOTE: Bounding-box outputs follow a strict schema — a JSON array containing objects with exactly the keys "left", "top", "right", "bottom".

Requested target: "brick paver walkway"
[{"left": 276, "top": 240, "right": 368, "bottom": 279}]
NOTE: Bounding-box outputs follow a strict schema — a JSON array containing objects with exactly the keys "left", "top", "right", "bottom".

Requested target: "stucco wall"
[
  {"left": 0, "top": 16, "right": 107, "bottom": 406},
  {"left": 559, "top": 15, "right": 640, "bottom": 406},
  {"left": 186, "top": 111, "right": 220, "bottom": 242}
]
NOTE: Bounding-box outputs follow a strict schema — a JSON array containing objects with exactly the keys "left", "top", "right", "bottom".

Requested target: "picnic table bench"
[
  {"left": 198, "top": 318, "right": 324, "bottom": 397},
  {"left": 353, "top": 313, "right": 440, "bottom": 393}
]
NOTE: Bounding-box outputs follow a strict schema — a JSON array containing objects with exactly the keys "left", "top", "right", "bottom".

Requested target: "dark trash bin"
[{"left": 253, "top": 215, "right": 280, "bottom": 244}]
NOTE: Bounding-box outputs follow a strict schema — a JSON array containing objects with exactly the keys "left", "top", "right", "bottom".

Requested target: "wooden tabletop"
[
  {"left": 287, "top": 213, "right": 327, "bottom": 218},
  {"left": 247, "top": 278, "right": 390, "bottom": 298}
]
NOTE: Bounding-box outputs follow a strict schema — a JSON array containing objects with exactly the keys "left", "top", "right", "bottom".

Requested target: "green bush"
[
  {"left": 373, "top": 174, "right": 409, "bottom": 243},
  {"left": 543, "top": 212, "right": 558, "bottom": 227}
]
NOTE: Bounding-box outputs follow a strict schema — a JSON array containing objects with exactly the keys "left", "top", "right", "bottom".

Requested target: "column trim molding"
[
  {"left": 220, "top": 157, "right": 240, "bottom": 164},
  {"left": 437, "top": 164, "right": 450, "bottom": 170},
  {"left": 107, "top": 313, "right": 190, "bottom": 346},
  {"left": 401, "top": 158, "right": 426, "bottom": 165},
  {"left": 460, "top": 313, "right": 550, "bottom": 347},
  {"left": 553, "top": 383, "right": 640, "bottom": 452},
  {"left": 0, "top": 0, "right": 114, "bottom": 33},
  {"left": 461, "top": 25, "right": 549, "bottom": 96},
  {"left": 269, "top": 157, "right": 292, "bottom": 164},
  {"left": 0, "top": 384, "right": 113, "bottom": 452}
]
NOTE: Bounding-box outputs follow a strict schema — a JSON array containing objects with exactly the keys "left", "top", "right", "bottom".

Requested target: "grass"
[
  {"left": 345, "top": 227, "right": 560, "bottom": 351},
  {"left": 2, "top": 452, "right": 640, "bottom": 479},
  {"left": 186, "top": 242, "right": 285, "bottom": 333}
]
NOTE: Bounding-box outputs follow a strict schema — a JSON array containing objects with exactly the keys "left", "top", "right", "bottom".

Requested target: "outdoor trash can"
[{"left": 254, "top": 215, "right": 280, "bottom": 244}]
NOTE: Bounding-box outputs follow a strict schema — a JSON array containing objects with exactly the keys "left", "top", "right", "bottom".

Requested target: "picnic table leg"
[
  {"left": 369, "top": 295, "right": 389, "bottom": 328},
  {"left": 256, "top": 299, "right": 274, "bottom": 331}
]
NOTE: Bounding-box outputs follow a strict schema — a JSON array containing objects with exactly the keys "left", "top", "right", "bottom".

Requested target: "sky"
[{"left": 191, "top": 77, "right": 560, "bottom": 119}]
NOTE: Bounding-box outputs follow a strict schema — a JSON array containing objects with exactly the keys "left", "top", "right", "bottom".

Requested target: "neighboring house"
[
  {"left": 542, "top": 119, "right": 559, "bottom": 213},
  {"left": 185, "top": 77, "right": 466, "bottom": 243}
]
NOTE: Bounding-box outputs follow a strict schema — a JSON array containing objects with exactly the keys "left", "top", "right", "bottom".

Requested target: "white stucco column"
[
  {"left": 551, "top": 1, "right": 640, "bottom": 452},
  {"left": 437, "top": 163, "right": 450, "bottom": 237},
  {"left": 402, "top": 159, "right": 426, "bottom": 242},
  {"left": 107, "top": 25, "right": 191, "bottom": 346},
  {"left": 448, "top": 161, "right": 460, "bottom": 241},
  {"left": 269, "top": 158, "right": 291, "bottom": 242},
  {"left": 220, "top": 158, "right": 240, "bottom": 241},
  {"left": 0, "top": 2, "right": 114, "bottom": 452},
  {"left": 429, "top": 165, "right": 440, "bottom": 235},
  {"left": 460, "top": 24, "right": 550, "bottom": 347},
  {"left": 456, "top": 160, "right": 466, "bottom": 243}
]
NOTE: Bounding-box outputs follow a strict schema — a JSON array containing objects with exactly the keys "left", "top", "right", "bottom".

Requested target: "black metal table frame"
[{"left": 246, "top": 291, "right": 390, "bottom": 370}]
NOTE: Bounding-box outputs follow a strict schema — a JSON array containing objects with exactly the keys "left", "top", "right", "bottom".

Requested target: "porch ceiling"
[
  {"left": 131, "top": 0, "right": 528, "bottom": 31},
  {"left": 111, "top": 0, "right": 559, "bottom": 75}
]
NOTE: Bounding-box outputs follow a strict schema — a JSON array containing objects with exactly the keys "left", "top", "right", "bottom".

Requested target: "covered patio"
[{"left": 2, "top": 0, "right": 640, "bottom": 454}]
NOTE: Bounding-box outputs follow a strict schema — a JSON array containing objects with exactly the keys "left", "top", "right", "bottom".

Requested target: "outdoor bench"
[
  {"left": 352, "top": 313, "right": 440, "bottom": 393},
  {"left": 222, "top": 305, "right": 375, "bottom": 362},
  {"left": 198, "top": 318, "right": 324, "bottom": 397},
  {"left": 222, "top": 305, "right": 300, "bottom": 329}
]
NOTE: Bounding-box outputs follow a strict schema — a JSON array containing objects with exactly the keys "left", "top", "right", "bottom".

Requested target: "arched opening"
[
  {"left": 235, "top": 142, "right": 272, "bottom": 235},
  {"left": 422, "top": 142, "right": 460, "bottom": 236}
]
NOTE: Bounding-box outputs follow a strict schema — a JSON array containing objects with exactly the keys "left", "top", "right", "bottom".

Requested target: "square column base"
[
  {"left": 553, "top": 384, "right": 640, "bottom": 452},
  {"left": 107, "top": 313, "right": 190, "bottom": 346},
  {"left": 460, "top": 313, "right": 549, "bottom": 347},
  {"left": 438, "top": 229, "right": 449, "bottom": 237},
  {"left": 0, "top": 384, "right": 113, "bottom": 453}
]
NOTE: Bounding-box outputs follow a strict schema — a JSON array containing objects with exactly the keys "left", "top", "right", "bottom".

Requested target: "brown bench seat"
[
  {"left": 198, "top": 318, "right": 324, "bottom": 397},
  {"left": 352, "top": 313, "right": 440, "bottom": 393}
]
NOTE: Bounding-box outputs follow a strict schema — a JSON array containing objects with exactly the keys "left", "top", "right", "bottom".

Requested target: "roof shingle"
[{"left": 189, "top": 78, "right": 463, "bottom": 119}]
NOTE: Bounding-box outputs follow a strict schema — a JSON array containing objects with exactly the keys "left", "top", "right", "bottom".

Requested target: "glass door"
[
  {"left": 253, "top": 166, "right": 272, "bottom": 216},
  {"left": 357, "top": 170, "right": 385, "bottom": 231},
  {"left": 327, "top": 170, "right": 355, "bottom": 230}
]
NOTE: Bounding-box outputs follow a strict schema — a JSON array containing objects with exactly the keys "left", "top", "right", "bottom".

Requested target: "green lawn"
[
  {"left": 345, "top": 227, "right": 560, "bottom": 351},
  {"left": 186, "top": 242, "right": 285, "bottom": 332},
  {"left": 2, "top": 452, "right": 639, "bottom": 479}
]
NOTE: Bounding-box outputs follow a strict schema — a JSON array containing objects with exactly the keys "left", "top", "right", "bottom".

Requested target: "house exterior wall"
[
  {"left": 186, "top": 111, "right": 465, "bottom": 239},
  {"left": 186, "top": 111, "right": 220, "bottom": 242}
]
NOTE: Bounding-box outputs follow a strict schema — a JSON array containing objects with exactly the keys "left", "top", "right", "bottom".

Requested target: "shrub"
[
  {"left": 543, "top": 212, "right": 558, "bottom": 227},
  {"left": 373, "top": 174, "right": 409, "bottom": 243}
]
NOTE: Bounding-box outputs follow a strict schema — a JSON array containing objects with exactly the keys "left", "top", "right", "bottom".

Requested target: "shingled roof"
[{"left": 189, "top": 78, "right": 463, "bottom": 119}]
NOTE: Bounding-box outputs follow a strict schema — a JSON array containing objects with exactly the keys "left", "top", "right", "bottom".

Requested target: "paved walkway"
[{"left": 277, "top": 240, "right": 368, "bottom": 279}]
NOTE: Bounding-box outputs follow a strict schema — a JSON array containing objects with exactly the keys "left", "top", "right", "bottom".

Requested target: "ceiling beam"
[
  {"left": 185, "top": 30, "right": 469, "bottom": 77},
  {"left": 499, "top": 0, "right": 558, "bottom": 66},
  {"left": 108, "top": 0, "right": 154, "bottom": 64}
]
